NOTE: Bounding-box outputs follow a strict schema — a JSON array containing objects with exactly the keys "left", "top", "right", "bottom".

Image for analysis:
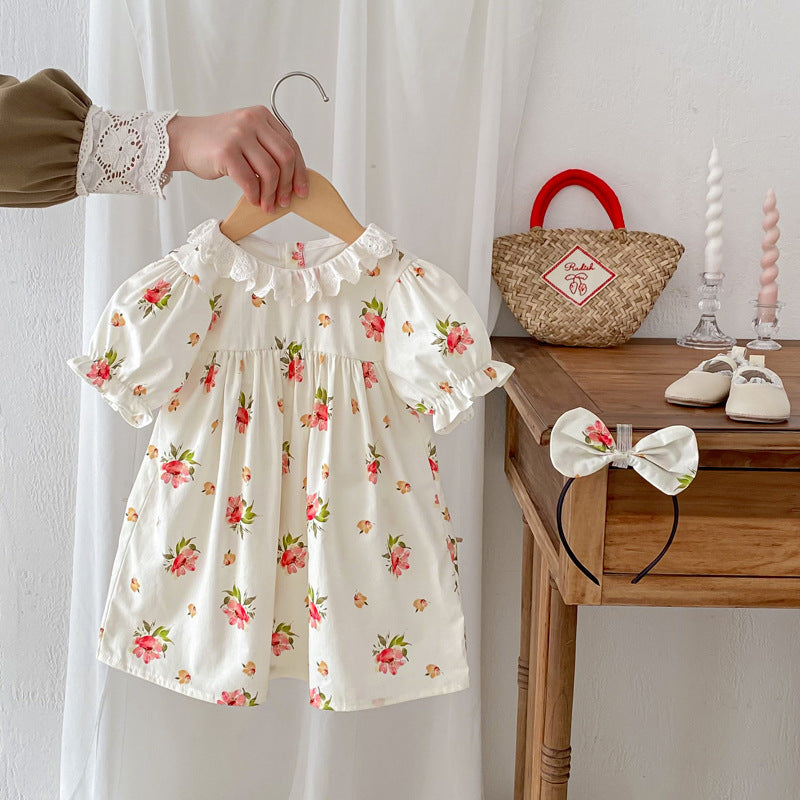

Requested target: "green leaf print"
[
  {"left": 315, "top": 386, "right": 330, "bottom": 404},
  {"left": 360, "top": 296, "right": 384, "bottom": 316}
]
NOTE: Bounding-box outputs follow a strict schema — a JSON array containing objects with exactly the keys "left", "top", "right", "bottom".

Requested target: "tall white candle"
[{"left": 704, "top": 143, "right": 723, "bottom": 275}]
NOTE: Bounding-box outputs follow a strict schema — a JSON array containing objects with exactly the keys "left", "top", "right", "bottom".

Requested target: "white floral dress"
[{"left": 66, "top": 218, "right": 515, "bottom": 711}]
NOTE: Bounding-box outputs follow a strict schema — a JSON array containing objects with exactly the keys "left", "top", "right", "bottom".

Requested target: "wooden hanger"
[{"left": 219, "top": 72, "right": 366, "bottom": 245}]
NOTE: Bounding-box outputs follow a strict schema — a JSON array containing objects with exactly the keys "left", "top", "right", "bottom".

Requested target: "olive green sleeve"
[{"left": 0, "top": 68, "right": 92, "bottom": 208}]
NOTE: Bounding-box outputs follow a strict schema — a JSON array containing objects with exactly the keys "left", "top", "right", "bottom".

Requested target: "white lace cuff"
[{"left": 75, "top": 105, "right": 178, "bottom": 198}]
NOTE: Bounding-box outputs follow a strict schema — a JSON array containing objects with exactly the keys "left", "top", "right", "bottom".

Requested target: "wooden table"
[{"left": 489, "top": 337, "right": 800, "bottom": 800}]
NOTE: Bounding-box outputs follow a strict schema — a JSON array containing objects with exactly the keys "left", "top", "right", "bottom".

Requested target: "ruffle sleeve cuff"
[
  {"left": 66, "top": 353, "right": 154, "bottom": 429},
  {"left": 428, "top": 358, "right": 515, "bottom": 435}
]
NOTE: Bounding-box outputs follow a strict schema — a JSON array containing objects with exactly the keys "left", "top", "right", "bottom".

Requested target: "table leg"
[
  {"left": 521, "top": 523, "right": 578, "bottom": 799},
  {"left": 514, "top": 514, "right": 535, "bottom": 800}
]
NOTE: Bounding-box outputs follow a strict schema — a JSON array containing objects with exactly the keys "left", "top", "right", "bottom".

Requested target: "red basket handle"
[{"left": 529, "top": 169, "right": 626, "bottom": 229}]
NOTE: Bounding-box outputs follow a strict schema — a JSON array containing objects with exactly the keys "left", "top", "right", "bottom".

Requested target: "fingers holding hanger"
[
  {"left": 223, "top": 150, "right": 263, "bottom": 209},
  {"left": 256, "top": 110, "right": 309, "bottom": 208},
  {"left": 242, "top": 146, "right": 281, "bottom": 213},
  {"left": 162, "top": 106, "right": 310, "bottom": 207}
]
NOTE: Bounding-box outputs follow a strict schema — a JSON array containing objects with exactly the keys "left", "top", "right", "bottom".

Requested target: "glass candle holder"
[
  {"left": 676, "top": 271, "right": 737, "bottom": 350},
  {"left": 747, "top": 300, "right": 784, "bottom": 350}
]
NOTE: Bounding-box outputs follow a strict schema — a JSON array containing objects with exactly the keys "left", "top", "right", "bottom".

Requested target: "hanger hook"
[{"left": 270, "top": 71, "right": 329, "bottom": 138}]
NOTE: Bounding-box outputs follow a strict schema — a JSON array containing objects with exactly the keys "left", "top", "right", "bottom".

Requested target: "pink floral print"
[
  {"left": 137, "top": 278, "right": 172, "bottom": 318},
  {"left": 221, "top": 583, "right": 256, "bottom": 629},
  {"left": 217, "top": 688, "right": 259, "bottom": 706},
  {"left": 160, "top": 443, "right": 200, "bottom": 488},
  {"left": 306, "top": 492, "right": 330, "bottom": 537},
  {"left": 226, "top": 493, "right": 258, "bottom": 538},
  {"left": 200, "top": 352, "right": 220, "bottom": 393},
  {"left": 409, "top": 400, "right": 435, "bottom": 417},
  {"left": 383, "top": 534, "right": 411, "bottom": 578},
  {"left": 162, "top": 536, "right": 200, "bottom": 576},
  {"left": 432, "top": 315, "right": 474, "bottom": 356},
  {"left": 309, "top": 687, "right": 333, "bottom": 709},
  {"left": 281, "top": 441, "right": 293, "bottom": 474},
  {"left": 292, "top": 241, "right": 306, "bottom": 266},
  {"left": 86, "top": 348, "right": 125, "bottom": 388},
  {"left": 362, "top": 361, "right": 378, "bottom": 388},
  {"left": 365, "top": 442, "right": 383, "bottom": 484},
  {"left": 584, "top": 420, "right": 614, "bottom": 451},
  {"left": 272, "top": 621, "right": 297, "bottom": 656},
  {"left": 446, "top": 534, "right": 461, "bottom": 578},
  {"left": 359, "top": 296, "right": 386, "bottom": 342},
  {"left": 277, "top": 532, "right": 308, "bottom": 574},
  {"left": 372, "top": 632, "right": 410, "bottom": 675},
  {"left": 306, "top": 586, "right": 328, "bottom": 629},
  {"left": 236, "top": 392, "right": 253, "bottom": 433},
  {"left": 131, "top": 620, "right": 173, "bottom": 663},
  {"left": 428, "top": 442, "right": 439, "bottom": 480},
  {"left": 207, "top": 293, "right": 223, "bottom": 331},
  {"left": 300, "top": 386, "right": 332, "bottom": 430},
  {"left": 276, "top": 338, "right": 305, "bottom": 382}
]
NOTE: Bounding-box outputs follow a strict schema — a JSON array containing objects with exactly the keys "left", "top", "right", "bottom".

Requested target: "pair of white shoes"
[{"left": 665, "top": 345, "right": 791, "bottom": 423}]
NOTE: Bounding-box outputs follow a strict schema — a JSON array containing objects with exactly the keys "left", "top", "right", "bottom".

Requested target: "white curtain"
[{"left": 61, "top": 2, "right": 540, "bottom": 798}]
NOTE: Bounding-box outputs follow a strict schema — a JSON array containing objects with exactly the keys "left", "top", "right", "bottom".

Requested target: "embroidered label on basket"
[{"left": 541, "top": 245, "right": 616, "bottom": 306}]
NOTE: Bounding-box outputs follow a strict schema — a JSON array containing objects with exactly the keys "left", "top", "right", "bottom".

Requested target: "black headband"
[{"left": 556, "top": 477, "right": 680, "bottom": 586}]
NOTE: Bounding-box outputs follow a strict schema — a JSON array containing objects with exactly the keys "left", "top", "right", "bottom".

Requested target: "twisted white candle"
[
  {"left": 704, "top": 144, "right": 723, "bottom": 274},
  {"left": 758, "top": 188, "right": 780, "bottom": 322}
]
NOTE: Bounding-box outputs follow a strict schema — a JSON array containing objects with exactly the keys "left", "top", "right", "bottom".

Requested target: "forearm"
[{"left": 164, "top": 114, "right": 188, "bottom": 173}]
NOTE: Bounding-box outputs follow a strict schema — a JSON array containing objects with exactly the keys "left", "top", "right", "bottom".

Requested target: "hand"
[{"left": 165, "top": 107, "right": 309, "bottom": 212}]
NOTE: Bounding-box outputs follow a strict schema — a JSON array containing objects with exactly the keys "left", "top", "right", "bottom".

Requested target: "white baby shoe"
[
  {"left": 665, "top": 345, "right": 747, "bottom": 407},
  {"left": 725, "top": 355, "right": 791, "bottom": 423}
]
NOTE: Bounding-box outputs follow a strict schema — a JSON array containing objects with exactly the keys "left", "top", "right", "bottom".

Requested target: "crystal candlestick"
[
  {"left": 676, "top": 271, "right": 737, "bottom": 349},
  {"left": 747, "top": 299, "right": 784, "bottom": 350}
]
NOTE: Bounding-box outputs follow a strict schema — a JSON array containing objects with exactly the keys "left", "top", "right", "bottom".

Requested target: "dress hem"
[{"left": 95, "top": 645, "right": 469, "bottom": 711}]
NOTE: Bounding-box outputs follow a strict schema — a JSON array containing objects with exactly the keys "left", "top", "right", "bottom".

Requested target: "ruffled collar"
[{"left": 183, "top": 217, "right": 396, "bottom": 306}]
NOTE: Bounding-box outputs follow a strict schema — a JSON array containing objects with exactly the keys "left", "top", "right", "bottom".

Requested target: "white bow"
[{"left": 549, "top": 407, "right": 698, "bottom": 495}]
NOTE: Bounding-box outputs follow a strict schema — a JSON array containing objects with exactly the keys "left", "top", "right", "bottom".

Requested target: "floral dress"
[{"left": 66, "top": 218, "right": 515, "bottom": 711}]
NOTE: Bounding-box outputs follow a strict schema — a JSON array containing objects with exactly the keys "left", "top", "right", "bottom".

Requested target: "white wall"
[
  {"left": 482, "top": 0, "right": 800, "bottom": 798},
  {"left": 0, "top": 4, "right": 89, "bottom": 800}
]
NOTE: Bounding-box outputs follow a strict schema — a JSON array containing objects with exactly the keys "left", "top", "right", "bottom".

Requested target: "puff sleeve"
[
  {"left": 384, "top": 257, "right": 515, "bottom": 435},
  {"left": 66, "top": 253, "right": 219, "bottom": 428}
]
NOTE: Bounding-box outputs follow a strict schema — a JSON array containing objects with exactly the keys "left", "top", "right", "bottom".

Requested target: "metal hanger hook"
[{"left": 270, "top": 71, "right": 330, "bottom": 138}]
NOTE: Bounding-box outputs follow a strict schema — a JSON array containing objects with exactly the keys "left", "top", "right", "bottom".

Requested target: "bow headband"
[{"left": 550, "top": 407, "right": 699, "bottom": 585}]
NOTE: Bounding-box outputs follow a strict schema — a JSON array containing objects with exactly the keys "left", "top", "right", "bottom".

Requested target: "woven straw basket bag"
[{"left": 492, "top": 169, "right": 685, "bottom": 347}]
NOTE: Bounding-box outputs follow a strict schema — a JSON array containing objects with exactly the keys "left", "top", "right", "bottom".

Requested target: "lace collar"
[{"left": 183, "top": 218, "right": 396, "bottom": 306}]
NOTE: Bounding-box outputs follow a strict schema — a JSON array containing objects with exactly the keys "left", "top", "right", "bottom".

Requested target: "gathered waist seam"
[{"left": 200, "top": 345, "right": 385, "bottom": 364}]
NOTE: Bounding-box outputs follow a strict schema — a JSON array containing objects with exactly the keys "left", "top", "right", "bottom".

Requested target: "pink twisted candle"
[{"left": 758, "top": 188, "right": 780, "bottom": 322}]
